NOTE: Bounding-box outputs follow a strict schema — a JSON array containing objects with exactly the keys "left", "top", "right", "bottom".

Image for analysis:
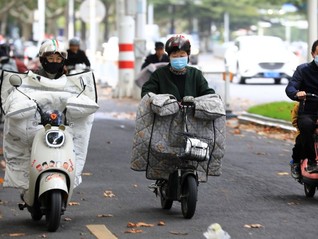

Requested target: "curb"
[{"left": 237, "top": 112, "right": 296, "bottom": 132}]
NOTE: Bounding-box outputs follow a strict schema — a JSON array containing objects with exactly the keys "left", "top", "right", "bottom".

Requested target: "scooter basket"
[{"left": 183, "top": 137, "right": 210, "bottom": 162}]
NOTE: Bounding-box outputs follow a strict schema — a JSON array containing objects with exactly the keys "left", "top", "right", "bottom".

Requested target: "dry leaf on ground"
[
  {"left": 288, "top": 201, "right": 300, "bottom": 205},
  {"left": 169, "top": 231, "right": 188, "bottom": 235},
  {"left": 97, "top": 214, "right": 113, "bottom": 218},
  {"left": 68, "top": 201, "right": 80, "bottom": 206},
  {"left": 82, "top": 172, "right": 92, "bottom": 176},
  {"left": 127, "top": 222, "right": 155, "bottom": 228},
  {"left": 277, "top": 172, "right": 289, "bottom": 176},
  {"left": 244, "top": 224, "right": 264, "bottom": 228},
  {"left": 125, "top": 229, "right": 143, "bottom": 234},
  {"left": 158, "top": 221, "right": 165, "bottom": 226},
  {"left": 9, "top": 233, "right": 26, "bottom": 237},
  {"left": 104, "top": 190, "right": 115, "bottom": 198},
  {"left": 64, "top": 217, "right": 72, "bottom": 221}
]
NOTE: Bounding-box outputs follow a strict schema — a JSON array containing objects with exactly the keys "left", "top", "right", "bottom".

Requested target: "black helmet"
[
  {"left": 69, "top": 38, "right": 80, "bottom": 46},
  {"left": 165, "top": 35, "right": 191, "bottom": 56}
]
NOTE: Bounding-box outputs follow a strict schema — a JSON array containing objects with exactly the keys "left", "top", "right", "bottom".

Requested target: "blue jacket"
[{"left": 285, "top": 61, "right": 318, "bottom": 115}]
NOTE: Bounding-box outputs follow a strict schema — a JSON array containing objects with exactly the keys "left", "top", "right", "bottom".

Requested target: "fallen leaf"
[
  {"left": 132, "top": 184, "right": 138, "bottom": 188},
  {"left": 68, "top": 201, "right": 80, "bottom": 206},
  {"left": 288, "top": 201, "right": 300, "bottom": 205},
  {"left": 64, "top": 217, "right": 72, "bottom": 221},
  {"left": 82, "top": 172, "right": 92, "bottom": 176},
  {"left": 40, "top": 234, "right": 48, "bottom": 238},
  {"left": 244, "top": 224, "right": 264, "bottom": 229},
  {"left": 169, "top": 231, "right": 188, "bottom": 235},
  {"left": 255, "top": 152, "right": 267, "bottom": 156},
  {"left": 233, "top": 129, "right": 241, "bottom": 135},
  {"left": 277, "top": 172, "right": 289, "bottom": 176},
  {"left": 136, "top": 222, "right": 154, "bottom": 227},
  {"left": 127, "top": 222, "right": 136, "bottom": 228},
  {"left": 127, "top": 222, "right": 154, "bottom": 228},
  {"left": 125, "top": 229, "right": 143, "bottom": 234},
  {"left": 104, "top": 190, "right": 115, "bottom": 198},
  {"left": 158, "top": 221, "right": 165, "bottom": 226},
  {"left": 9, "top": 233, "right": 26, "bottom": 237},
  {"left": 97, "top": 214, "right": 113, "bottom": 218}
]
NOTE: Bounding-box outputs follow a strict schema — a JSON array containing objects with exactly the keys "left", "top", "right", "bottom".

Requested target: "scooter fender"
[{"left": 38, "top": 172, "right": 68, "bottom": 198}]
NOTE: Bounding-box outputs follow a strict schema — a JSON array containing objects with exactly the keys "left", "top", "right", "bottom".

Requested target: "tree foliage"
[{"left": 149, "top": 0, "right": 306, "bottom": 40}]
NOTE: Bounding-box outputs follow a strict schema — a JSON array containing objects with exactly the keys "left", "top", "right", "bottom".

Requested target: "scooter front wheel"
[
  {"left": 159, "top": 182, "right": 173, "bottom": 210},
  {"left": 46, "top": 190, "right": 62, "bottom": 232},
  {"left": 181, "top": 175, "right": 198, "bottom": 219},
  {"left": 304, "top": 183, "right": 316, "bottom": 198}
]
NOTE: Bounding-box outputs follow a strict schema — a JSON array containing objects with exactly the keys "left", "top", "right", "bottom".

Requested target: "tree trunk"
[
  {"left": 21, "top": 21, "right": 32, "bottom": 41},
  {"left": 0, "top": 12, "right": 8, "bottom": 36}
]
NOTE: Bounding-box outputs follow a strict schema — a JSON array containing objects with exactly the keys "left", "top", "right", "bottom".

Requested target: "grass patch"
[{"left": 247, "top": 101, "right": 296, "bottom": 121}]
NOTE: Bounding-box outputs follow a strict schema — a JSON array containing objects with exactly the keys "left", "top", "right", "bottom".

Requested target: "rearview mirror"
[{"left": 9, "top": 74, "right": 22, "bottom": 88}]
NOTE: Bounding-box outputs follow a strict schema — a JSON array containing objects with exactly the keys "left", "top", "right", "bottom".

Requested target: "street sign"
[{"left": 79, "top": 0, "right": 106, "bottom": 23}]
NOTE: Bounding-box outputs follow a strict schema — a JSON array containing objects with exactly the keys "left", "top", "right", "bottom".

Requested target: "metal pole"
[
  {"left": 148, "top": 3, "right": 154, "bottom": 25},
  {"left": 38, "top": 0, "right": 45, "bottom": 42},
  {"left": 224, "top": 64, "right": 235, "bottom": 118},
  {"left": 90, "top": 0, "right": 96, "bottom": 69},
  {"left": 307, "top": 0, "right": 318, "bottom": 61},
  {"left": 223, "top": 12, "right": 229, "bottom": 42},
  {"left": 68, "top": 0, "right": 74, "bottom": 40}
]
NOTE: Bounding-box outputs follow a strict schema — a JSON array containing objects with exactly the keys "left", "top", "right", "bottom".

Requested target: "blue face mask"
[
  {"left": 170, "top": 56, "right": 188, "bottom": 70},
  {"left": 315, "top": 55, "right": 318, "bottom": 66}
]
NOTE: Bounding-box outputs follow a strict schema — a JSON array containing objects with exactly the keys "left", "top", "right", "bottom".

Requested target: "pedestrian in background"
[
  {"left": 65, "top": 38, "right": 91, "bottom": 72},
  {"left": 141, "top": 41, "right": 169, "bottom": 69}
]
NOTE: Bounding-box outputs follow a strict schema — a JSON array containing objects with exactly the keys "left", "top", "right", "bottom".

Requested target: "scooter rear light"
[{"left": 45, "top": 130, "right": 65, "bottom": 148}]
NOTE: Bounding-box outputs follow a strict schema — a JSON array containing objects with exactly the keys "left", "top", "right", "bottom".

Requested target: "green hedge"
[{"left": 247, "top": 101, "right": 296, "bottom": 121}]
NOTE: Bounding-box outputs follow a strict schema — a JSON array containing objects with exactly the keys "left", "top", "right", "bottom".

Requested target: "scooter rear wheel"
[
  {"left": 181, "top": 175, "right": 197, "bottom": 219},
  {"left": 46, "top": 190, "right": 62, "bottom": 232},
  {"left": 304, "top": 183, "right": 316, "bottom": 198},
  {"left": 159, "top": 183, "right": 173, "bottom": 210},
  {"left": 31, "top": 207, "right": 43, "bottom": 221}
]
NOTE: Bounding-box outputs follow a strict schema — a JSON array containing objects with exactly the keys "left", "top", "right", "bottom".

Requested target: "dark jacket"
[
  {"left": 141, "top": 65, "right": 215, "bottom": 101},
  {"left": 34, "top": 68, "right": 65, "bottom": 79},
  {"left": 65, "top": 49, "right": 90, "bottom": 68},
  {"left": 141, "top": 53, "right": 169, "bottom": 69},
  {"left": 286, "top": 61, "right": 318, "bottom": 114}
]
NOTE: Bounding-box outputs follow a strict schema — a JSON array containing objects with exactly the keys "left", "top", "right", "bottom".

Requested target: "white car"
[{"left": 224, "top": 35, "right": 299, "bottom": 84}]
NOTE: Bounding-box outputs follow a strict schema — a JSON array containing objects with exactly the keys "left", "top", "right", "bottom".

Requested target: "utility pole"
[
  {"left": 307, "top": 0, "right": 318, "bottom": 61},
  {"left": 68, "top": 0, "right": 74, "bottom": 40},
  {"left": 132, "top": 0, "right": 147, "bottom": 99},
  {"left": 38, "top": 0, "right": 45, "bottom": 42}
]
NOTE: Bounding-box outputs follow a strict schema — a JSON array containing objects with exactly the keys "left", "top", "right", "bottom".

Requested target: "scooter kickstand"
[{"left": 18, "top": 203, "right": 26, "bottom": 210}]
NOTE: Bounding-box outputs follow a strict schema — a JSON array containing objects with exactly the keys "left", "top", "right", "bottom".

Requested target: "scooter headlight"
[{"left": 45, "top": 130, "right": 65, "bottom": 148}]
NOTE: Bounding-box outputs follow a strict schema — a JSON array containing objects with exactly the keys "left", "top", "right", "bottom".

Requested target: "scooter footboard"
[{"left": 38, "top": 172, "right": 68, "bottom": 198}]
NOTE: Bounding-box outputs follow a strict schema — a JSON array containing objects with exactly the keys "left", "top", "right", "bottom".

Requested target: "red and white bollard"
[{"left": 114, "top": 15, "right": 135, "bottom": 98}]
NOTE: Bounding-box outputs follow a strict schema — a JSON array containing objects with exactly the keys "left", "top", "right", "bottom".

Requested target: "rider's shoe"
[
  {"left": 306, "top": 162, "right": 318, "bottom": 173},
  {"left": 290, "top": 163, "right": 300, "bottom": 179}
]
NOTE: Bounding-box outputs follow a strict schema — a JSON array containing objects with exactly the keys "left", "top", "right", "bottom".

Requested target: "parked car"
[{"left": 224, "top": 35, "right": 299, "bottom": 84}]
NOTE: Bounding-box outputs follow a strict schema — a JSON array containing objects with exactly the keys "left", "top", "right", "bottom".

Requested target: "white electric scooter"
[{"left": 9, "top": 75, "right": 78, "bottom": 232}]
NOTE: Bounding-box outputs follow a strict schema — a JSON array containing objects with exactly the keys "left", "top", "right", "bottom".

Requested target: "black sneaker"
[
  {"left": 290, "top": 163, "right": 300, "bottom": 179},
  {"left": 306, "top": 163, "right": 318, "bottom": 173}
]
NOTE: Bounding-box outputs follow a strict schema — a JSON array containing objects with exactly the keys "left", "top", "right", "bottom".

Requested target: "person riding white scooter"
[{"left": 1, "top": 39, "right": 99, "bottom": 231}]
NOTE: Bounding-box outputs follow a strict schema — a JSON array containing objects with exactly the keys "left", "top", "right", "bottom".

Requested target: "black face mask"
[{"left": 41, "top": 58, "right": 64, "bottom": 74}]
